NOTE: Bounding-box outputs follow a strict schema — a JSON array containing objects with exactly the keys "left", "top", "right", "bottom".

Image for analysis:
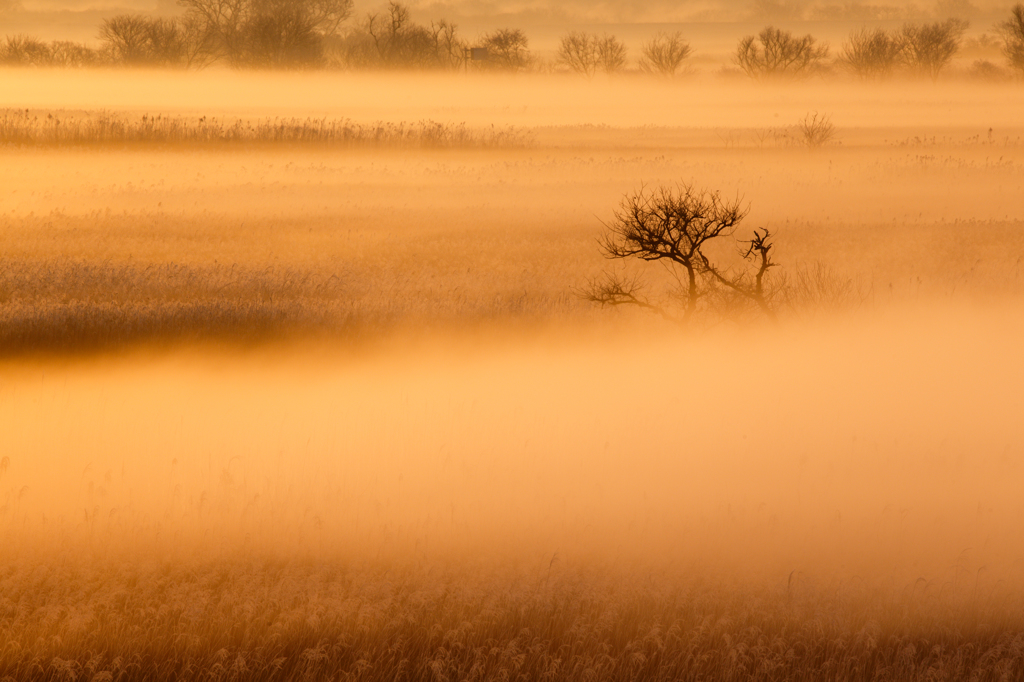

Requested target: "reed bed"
[
  {"left": 1, "top": 557, "right": 1023, "bottom": 682},
  {"left": 0, "top": 110, "right": 532, "bottom": 149},
  {"left": 0, "top": 258, "right": 584, "bottom": 355}
]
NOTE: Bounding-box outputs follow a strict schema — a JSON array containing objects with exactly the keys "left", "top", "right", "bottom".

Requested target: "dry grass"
[
  {"left": 3, "top": 72, "right": 1024, "bottom": 680},
  {"left": 2, "top": 558, "right": 1024, "bottom": 682},
  {"left": 4, "top": 303, "right": 1024, "bottom": 678},
  {"left": 0, "top": 110, "right": 532, "bottom": 149},
  {"left": 0, "top": 253, "right": 586, "bottom": 356}
]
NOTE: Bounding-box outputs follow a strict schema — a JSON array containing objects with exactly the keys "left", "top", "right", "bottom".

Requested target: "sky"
[{"left": 4, "top": 0, "right": 1008, "bottom": 22}]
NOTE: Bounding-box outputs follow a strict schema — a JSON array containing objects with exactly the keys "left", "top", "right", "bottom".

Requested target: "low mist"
[{"left": 1, "top": 49, "right": 1023, "bottom": 681}]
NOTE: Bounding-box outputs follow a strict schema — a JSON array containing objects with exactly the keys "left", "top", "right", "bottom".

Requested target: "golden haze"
[{"left": 1, "top": 66, "right": 1023, "bottom": 680}]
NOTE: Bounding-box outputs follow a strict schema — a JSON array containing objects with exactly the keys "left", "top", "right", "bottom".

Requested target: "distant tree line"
[
  {"left": 2, "top": 1, "right": 1023, "bottom": 79},
  {"left": 328, "top": 2, "right": 530, "bottom": 71},
  {"left": 731, "top": 19, "right": 971, "bottom": 80},
  {"left": 0, "top": 0, "right": 529, "bottom": 71}
]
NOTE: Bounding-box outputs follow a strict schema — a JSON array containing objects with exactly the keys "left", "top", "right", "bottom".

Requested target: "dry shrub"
[
  {"left": 780, "top": 261, "right": 864, "bottom": 314},
  {"left": 796, "top": 111, "right": 836, "bottom": 148}
]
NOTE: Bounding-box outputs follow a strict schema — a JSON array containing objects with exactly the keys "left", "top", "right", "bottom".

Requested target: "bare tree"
[
  {"left": 583, "top": 185, "right": 780, "bottom": 324},
  {"left": 736, "top": 26, "right": 829, "bottom": 78},
  {"left": 365, "top": 1, "right": 411, "bottom": 64},
  {"left": 596, "top": 34, "right": 627, "bottom": 73},
  {"left": 98, "top": 14, "right": 216, "bottom": 67},
  {"left": 1, "top": 35, "right": 53, "bottom": 65},
  {"left": 997, "top": 3, "right": 1024, "bottom": 75},
  {"left": 557, "top": 31, "right": 598, "bottom": 76},
  {"left": 359, "top": 3, "right": 465, "bottom": 69},
  {"left": 177, "top": 0, "right": 353, "bottom": 67},
  {"left": 178, "top": 14, "right": 218, "bottom": 68},
  {"left": 430, "top": 19, "right": 466, "bottom": 70},
  {"left": 898, "top": 18, "right": 968, "bottom": 79},
  {"left": 479, "top": 28, "right": 530, "bottom": 72},
  {"left": 145, "top": 18, "right": 188, "bottom": 66},
  {"left": 556, "top": 31, "right": 626, "bottom": 76},
  {"left": 840, "top": 26, "right": 901, "bottom": 78},
  {"left": 48, "top": 40, "right": 100, "bottom": 67},
  {"left": 99, "top": 15, "right": 153, "bottom": 65},
  {"left": 557, "top": 32, "right": 627, "bottom": 76},
  {"left": 638, "top": 32, "right": 692, "bottom": 76}
]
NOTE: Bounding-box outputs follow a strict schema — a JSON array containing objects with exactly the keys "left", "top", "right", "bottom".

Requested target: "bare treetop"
[
  {"left": 177, "top": 0, "right": 353, "bottom": 66},
  {"left": 736, "top": 26, "right": 829, "bottom": 78},
  {"left": 638, "top": 32, "right": 692, "bottom": 77},
  {"left": 997, "top": 4, "right": 1024, "bottom": 75},
  {"left": 586, "top": 185, "right": 780, "bottom": 324}
]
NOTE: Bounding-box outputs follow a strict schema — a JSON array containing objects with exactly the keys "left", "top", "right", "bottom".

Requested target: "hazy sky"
[{"left": 8, "top": 0, "right": 1005, "bottom": 22}]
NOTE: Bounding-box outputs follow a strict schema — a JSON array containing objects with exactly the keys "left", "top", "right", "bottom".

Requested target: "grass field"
[{"left": 1, "top": 68, "right": 1023, "bottom": 680}]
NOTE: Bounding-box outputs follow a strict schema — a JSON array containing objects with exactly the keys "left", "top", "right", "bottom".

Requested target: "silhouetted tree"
[
  {"left": 557, "top": 32, "right": 626, "bottom": 76},
  {"left": 1, "top": 35, "right": 100, "bottom": 66},
  {"left": 557, "top": 31, "right": 598, "bottom": 76},
  {"left": 429, "top": 20, "right": 465, "bottom": 69},
  {"left": 736, "top": 26, "right": 829, "bottom": 78},
  {"left": 480, "top": 28, "right": 530, "bottom": 71},
  {"left": 997, "top": 3, "right": 1024, "bottom": 75},
  {"left": 596, "top": 34, "right": 627, "bottom": 73},
  {"left": 638, "top": 32, "right": 692, "bottom": 76},
  {"left": 840, "top": 26, "right": 901, "bottom": 78},
  {"left": 98, "top": 14, "right": 216, "bottom": 67},
  {"left": 48, "top": 40, "right": 100, "bottom": 67},
  {"left": 1, "top": 35, "right": 53, "bottom": 65},
  {"left": 584, "top": 185, "right": 780, "bottom": 324},
  {"left": 178, "top": 0, "right": 353, "bottom": 67},
  {"left": 99, "top": 15, "right": 153, "bottom": 65},
  {"left": 898, "top": 18, "right": 968, "bottom": 79},
  {"left": 178, "top": 15, "right": 218, "bottom": 68},
  {"left": 359, "top": 2, "right": 464, "bottom": 69}
]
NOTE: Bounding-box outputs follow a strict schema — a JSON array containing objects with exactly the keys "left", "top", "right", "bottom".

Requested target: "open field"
[{"left": 1, "top": 69, "right": 1024, "bottom": 679}]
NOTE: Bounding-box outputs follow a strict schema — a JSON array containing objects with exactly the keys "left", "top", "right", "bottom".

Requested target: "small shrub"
[
  {"left": 780, "top": 262, "right": 863, "bottom": 315},
  {"left": 967, "top": 59, "right": 1011, "bottom": 81},
  {"left": 797, "top": 112, "right": 836, "bottom": 148}
]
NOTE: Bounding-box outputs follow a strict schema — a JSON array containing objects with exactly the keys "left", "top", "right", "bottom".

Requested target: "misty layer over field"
[
  {"left": 1, "top": 70, "right": 1023, "bottom": 679},
  {"left": 2, "top": 73, "right": 1022, "bottom": 353},
  {"left": 3, "top": 309, "right": 1024, "bottom": 577},
  {"left": 2, "top": 309, "right": 1024, "bottom": 679}
]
